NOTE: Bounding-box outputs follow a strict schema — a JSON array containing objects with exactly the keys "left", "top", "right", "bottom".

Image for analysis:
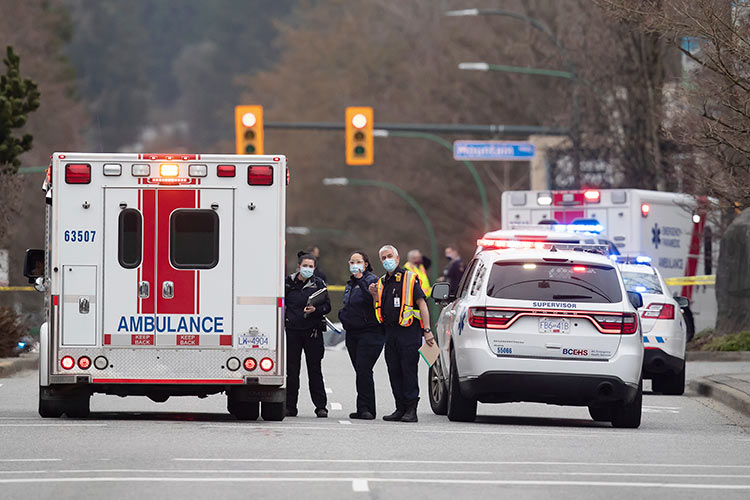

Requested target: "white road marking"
[
  {"left": 173, "top": 458, "right": 750, "bottom": 469},
  {"left": 0, "top": 459, "right": 61, "bottom": 462},
  {"left": 643, "top": 405, "right": 681, "bottom": 410},
  {"left": 0, "top": 424, "right": 106, "bottom": 428},
  {"left": 338, "top": 420, "right": 351, "bottom": 425},
  {"left": 352, "top": 479, "right": 369, "bottom": 492},
  {"left": 0, "top": 477, "right": 748, "bottom": 490},
  {"left": 331, "top": 403, "right": 342, "bottom": 411},
  {"left": 46, "top": 469, "right": 491, "bottom": 475},
  {"left": 325, "top": 387, "right": 333, "bottom": 394},
  {"left": 527, "top": 472, "right": 750, "bottom": 479}
]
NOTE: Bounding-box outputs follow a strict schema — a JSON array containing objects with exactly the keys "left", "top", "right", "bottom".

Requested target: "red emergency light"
[
  {"left": 248, "top": 166, "right": 274, "bottom": 186},
  {"left": 641, "top": 203, "right": 651, "bottom": 217},
  {"left": 217, "top": 164, "right": 236, "bottom": 177},
  {"left": 572, "top": 266, "right": 587, "bottom": 273},
  {"left": 65, "top": 164, "right": 91, "bottom": 184},
  {"left": 583, "top": 190, "right": 601, "bottom": 203},
  {"left": 477, "top": 238, "right": 546, "bottom": 250}
]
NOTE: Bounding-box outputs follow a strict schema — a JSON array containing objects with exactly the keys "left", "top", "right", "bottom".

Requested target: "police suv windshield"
[
  {"left": 486, "top": 261, "right": 623, "bottom": 303},
  {"left": 621, "top": 271, "right": 662, "bottom": 294}
]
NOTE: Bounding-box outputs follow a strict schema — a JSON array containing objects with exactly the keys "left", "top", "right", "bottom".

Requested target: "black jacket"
[
  {"left": 338, "top": 271, "right": 380, "bottom": 332},
  {"left": 285, "top": 273, "right": 331, "bottom": 331}
]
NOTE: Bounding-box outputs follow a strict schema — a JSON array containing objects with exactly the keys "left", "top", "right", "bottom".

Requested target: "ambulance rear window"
[
  {"left": 170, "top": 210, "right": 219, "bottom": 269},
  {"left": 118, "top": 209, "right": 142, "bottom": 269}
]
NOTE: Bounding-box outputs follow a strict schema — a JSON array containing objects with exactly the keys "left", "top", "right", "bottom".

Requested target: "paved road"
[{"left": 1, "top": 349, "right": 749, "bottom": 500}]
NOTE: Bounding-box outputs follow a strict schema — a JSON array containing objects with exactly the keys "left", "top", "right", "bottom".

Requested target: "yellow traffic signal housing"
[
  {"left": 235, "top": 105, "right": 264, "bottom": 155},
  {"left": 345, "top": 106, "right": 373, "bottom": 165}
]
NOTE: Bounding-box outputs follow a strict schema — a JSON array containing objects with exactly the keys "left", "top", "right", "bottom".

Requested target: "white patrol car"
[
  {"left": 23, "top": 152, "right": 287, "bottom": 421},
  {"left": 429, "top": 246, "right": 644, "bottom": 428},
  {"left": 618, "top": 258, "right": 687, "bottom": 395}
]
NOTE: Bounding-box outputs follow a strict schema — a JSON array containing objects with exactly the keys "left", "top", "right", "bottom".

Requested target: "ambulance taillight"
[
  {"left": 78, "top": 356, "right": 91, "bottom": 370},
  {"left": 244, "top": 358, "right": 257, "bottom": 371},
  {"left": 65, "top": 164, "right": 91, "bottom": 184},
  {"left": 584, "top": 190, "right": 600, "bottom": 203},
  {"left": 248, "top": 166, "right": 273, "bottom": 186},
  {"left": 60, "top": 356, "right": 75, "bottom": 370},
  {"left": 259, "top": 357, "right": 274, "bottom": 372}
]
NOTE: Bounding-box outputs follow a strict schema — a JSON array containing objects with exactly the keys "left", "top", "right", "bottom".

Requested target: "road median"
[{"left": 0, "top": 353, "right": 38, "bottom": 378}]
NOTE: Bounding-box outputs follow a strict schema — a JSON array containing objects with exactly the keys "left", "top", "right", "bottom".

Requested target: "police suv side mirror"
[
  {"left": 23, "top": 249, "right": 45, "bottom": 284},
  {"left": 627, "top": 291, "right": 643, "bottom": 309},
  {"left": 431, "top": 282, "right": 454, "bottom": 303},
  {"left": 674, "top": 296, "right": 689, "bottom": 309}
]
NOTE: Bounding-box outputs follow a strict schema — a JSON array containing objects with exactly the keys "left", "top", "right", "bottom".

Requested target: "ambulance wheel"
[
  {"left": 653, "top": 362, "right": 685, "bottom": 396},
  {"left": 611, "top": 381, "right": 642, "bottom": 429},
  {"left": 428, "top": 356, "right": 448, "bottom": 415},
  {"left": 65, "top": 393, "right": 91, "bottom": 419},
  {"left": 38, "top": 387, "right": 64, "bottom": 418},
  {"left": 228, "top": 400, "right": 259, "bottom": 421},
  {"left": 261, "top": 401, "right": 285, "bottom": 421},
  {"left": 447, "top": 350, "right": 477, "bottom": 422},
  {"left": 588, "top": 405, "right": 613, "bottom": 422}
]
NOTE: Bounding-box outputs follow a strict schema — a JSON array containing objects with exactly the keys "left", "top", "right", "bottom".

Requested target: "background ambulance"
[
  {"left": 24, "top": 153, "right": 287, "bottom": 420},
  {"left": 501, "top": 188, "right": 719, "bottom": 335}
]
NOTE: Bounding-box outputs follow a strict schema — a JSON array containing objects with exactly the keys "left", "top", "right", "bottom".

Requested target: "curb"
[
  {"left": 686, "top": 351, "right": 750, "bottom": 361},
  {"left": 0, "top": 353, "right": 39, "bottom": 378},
  {"left": 689, "top": 377, "right": 750, "bottom": 418}
]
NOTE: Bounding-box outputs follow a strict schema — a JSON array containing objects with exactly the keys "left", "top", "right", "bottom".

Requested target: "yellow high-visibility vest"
[
  {"left": 374, "top": 270, "right": 422, "bottom": 327},
  {"left": 404, "top": 262, "right": 431, "bottom": 297}
]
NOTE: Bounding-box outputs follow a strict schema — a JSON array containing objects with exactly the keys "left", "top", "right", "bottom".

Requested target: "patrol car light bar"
[{"left": 478, "top": 239, "right": 610, "bottom": 255}]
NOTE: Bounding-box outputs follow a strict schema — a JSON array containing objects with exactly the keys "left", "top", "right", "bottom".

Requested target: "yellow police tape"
[
  {"left": 0, "top": 286, "right": 36, "bottom": 292},
  {"left": 664, "top": 275, "right": 716, "bottom": 286},
  {"left": 327, "top": 285, "right": 346, "bottom": 292}
]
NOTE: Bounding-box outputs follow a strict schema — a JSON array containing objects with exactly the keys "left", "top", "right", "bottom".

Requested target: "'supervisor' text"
[{"left": 117, "top": 316, "right": 225, "bottom": 333}]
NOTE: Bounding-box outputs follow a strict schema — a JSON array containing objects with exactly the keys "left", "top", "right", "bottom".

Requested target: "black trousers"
[
  {"left": 345, "top": 327, "right": 386, "bottom": 415},
  {"left": 286, "top": 328, "right": 327, "bottom": 410},
  {"left": 384, "top": 323, "right": 423, "bottom": 406}
]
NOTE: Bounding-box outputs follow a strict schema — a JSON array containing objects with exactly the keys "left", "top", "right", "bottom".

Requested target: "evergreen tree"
[{"left": 0, "top": 46, "right": 40, "bottom": 174}]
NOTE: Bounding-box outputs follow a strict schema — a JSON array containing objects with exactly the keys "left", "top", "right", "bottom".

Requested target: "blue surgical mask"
[
  {"left": 299, "top": 267, "right": 314, "bottom": 279},
  {"left": 383, "top": 258, "right": 398, "bottom": 273},
  {"left": 349, "top": 263, "right": 364, "bottom": 274}
]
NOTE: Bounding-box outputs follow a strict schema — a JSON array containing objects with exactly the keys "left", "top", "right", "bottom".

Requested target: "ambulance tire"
[
  {"left": 428, "top": 356, "right": 448, "bottom": 415},
  {"left": 611, "top": 380, "right": 642, "bottom": 429},
  {"left": 228, "top": 400, "right": 259, "bottom": 421},
  {"left": 38, "top": 387, "right": 65, "bottom": 418},
  {"left": 446, "top": 350, "right": 477, "bottom": 422},
  {"left": 652, "top": 361, "right": 685, "bottom": 396},
  {"left": 65, "top": 394, "right": 91, "bottom": 419},
  {"left": 261, "top": 401, "right": 285, "bottom": 421}
]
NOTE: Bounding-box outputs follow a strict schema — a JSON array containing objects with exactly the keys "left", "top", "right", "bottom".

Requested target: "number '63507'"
[{"left": 64, "top": 230, "right": 96, "bottom": 242}]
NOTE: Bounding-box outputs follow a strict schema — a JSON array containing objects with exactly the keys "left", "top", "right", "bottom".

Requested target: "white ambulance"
[
  {"left": 501, "top": 189, "right": 718, "bottom": 334},
  {"left": 24, "top": 153, "right": 287, "bottom": 420}
]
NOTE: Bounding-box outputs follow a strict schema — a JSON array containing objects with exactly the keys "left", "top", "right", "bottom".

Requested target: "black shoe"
[
  {"left": 400, "top": 399, "right": 418, "bottom": 423},
  {"left": 315, "top": 408, "right": 328, "bottom": 418},
  {"left": 349, "top": 411, "right": 375, "bottom": 420},
  {"left": 285, "top": 407, "right": 298, "bottom": 417},
  {"left": 383, "top": 408, "right": 405, "bottom": 421}
]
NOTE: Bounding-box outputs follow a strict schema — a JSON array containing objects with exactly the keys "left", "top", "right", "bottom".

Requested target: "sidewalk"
[
  {"left": 0, "top": 353, "right": 38, "bottom": 378},
  {"left": 689, "top": 372, "right": 750, "bottom": 418}
]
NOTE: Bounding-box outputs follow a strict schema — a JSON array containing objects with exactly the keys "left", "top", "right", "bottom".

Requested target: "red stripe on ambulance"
[
  {"left": 155, "top": 189, "right": 195, "bottom": 314},
  {"left": 141, "top": 189, "right": 156, "bottom": 314}
]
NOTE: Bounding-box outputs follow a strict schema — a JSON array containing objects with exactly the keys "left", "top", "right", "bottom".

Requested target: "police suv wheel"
[
  {"left": 588, "top": 405, "right": 613, "bottom": 422},
  {"left": 446, "top": 350, "right": 477, "bottom": 422},
  {"left": 611, "top": 381, "right": 642, "bottom": 429},
  {"left": 428, "top": 356, "right": 448, "bottom": 416},
  {"left": 261, "top": 401, "right": 285, "bottom": 421},
  {"left": 653, "top": 361, "right": 685, "bottom": 396}
]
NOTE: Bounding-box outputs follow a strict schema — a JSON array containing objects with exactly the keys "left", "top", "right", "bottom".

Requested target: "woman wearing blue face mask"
[
  {"left": 284, "top": 251, "right": 331, "bottom": 418},
  {"left": 338, "top": 251, "right": 384, "bottom": 420}
]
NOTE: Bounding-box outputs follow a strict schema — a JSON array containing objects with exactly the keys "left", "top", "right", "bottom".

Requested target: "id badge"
[{"left": 393, "top": 297, "right": 400, "bottom": 308}]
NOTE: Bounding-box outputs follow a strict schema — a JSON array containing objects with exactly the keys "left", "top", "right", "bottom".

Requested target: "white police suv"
[
  {"left": 618, "top": 259, "right": 687, "bottom": 395},
  {"left": 429, "top": 244, "right": 644, "bottom": 428}
]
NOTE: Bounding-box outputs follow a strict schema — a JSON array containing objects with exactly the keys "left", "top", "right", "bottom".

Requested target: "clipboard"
[
  {"left": 418, "top": 341, "right": 440, "bottom": 367},
  {"left": 305, "top": 287, "right": 328, "bottom": 318}
]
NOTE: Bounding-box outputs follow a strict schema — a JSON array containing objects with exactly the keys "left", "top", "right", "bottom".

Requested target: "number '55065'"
[{"left": 64, "top": 230, "right": 96, "bottom": 242}]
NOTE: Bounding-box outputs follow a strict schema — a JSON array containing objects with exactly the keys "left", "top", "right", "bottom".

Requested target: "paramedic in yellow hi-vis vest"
[
  {"left": 403, "top": 249, "right": 431, "bottom": 298},
  {"left": 368, "top": 244, "right": 434, "bottom": 423}
]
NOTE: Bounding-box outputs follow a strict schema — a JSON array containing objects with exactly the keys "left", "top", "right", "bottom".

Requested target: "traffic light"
[
  {"left": 235, "top": 105, "right": 264, "bottom": 155},
  {"left": 345, "top": 106, "right": 373, "bottom": 165}
]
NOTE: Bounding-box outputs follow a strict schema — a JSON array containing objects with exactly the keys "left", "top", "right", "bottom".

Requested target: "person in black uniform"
[
  {"left": 285, "top": 252, "right": 331, "bottom": 418},
  {"left": 338, "top": 250, "right": 383, "bottom": 420},
  {"left": 368, "top": 244, "right": 434, "bottom": 423}
]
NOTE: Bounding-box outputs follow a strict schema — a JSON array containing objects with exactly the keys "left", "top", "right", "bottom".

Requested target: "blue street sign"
[{"left": 453, "top": 141, "right": 535, "bottom": 161}]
